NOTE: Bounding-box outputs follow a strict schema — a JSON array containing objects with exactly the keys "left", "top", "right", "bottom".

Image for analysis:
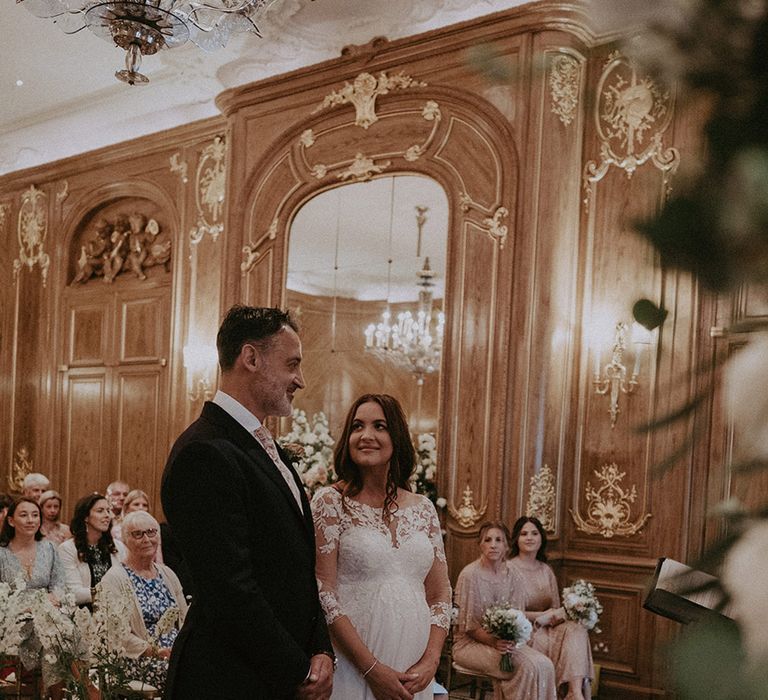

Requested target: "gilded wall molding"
[
  {"left": 56, "top": 179, "right": 69, "bottom": 204},
  {"left": 241, "top": 218, "right": 277, "bottom": 274},
  {"left": 190, "top": 135, "right": 226, "bottom": 244},
  {"left": 170, "top": 152, "right": 189, "bottom": 184},
  {"left": 526, "top": 464, "right": 556, "bottom": 532},
  {"left": 301, "top": 100, "right": 442, "bottom": 185},
  {"left": 14, "top": 185, "right": 51, "bottom": 286},
  {"left": 312, "top": 71, "right": 427, "bottom": 129},
  {"left": 570, "top": 462, "right": 652, "bottom": 538},
  {"left": 448, "top": 483, "right": 488, "bottom": 529},
  {"left": 549, "top": 54, "right": 581, "bottom": 127},
  {"left": 583, "top": 52, "right": 680, "bottom": 209},
  {"left": 7, "top": 446, "right": 32, "bottom": 493},
  {"left": 0, "top": 202, "right": 9, "bottom": 234}
]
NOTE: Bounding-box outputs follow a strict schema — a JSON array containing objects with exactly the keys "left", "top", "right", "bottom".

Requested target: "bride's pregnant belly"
[{"left": 335, "top": 528, "right": 433, "bottom": 663}]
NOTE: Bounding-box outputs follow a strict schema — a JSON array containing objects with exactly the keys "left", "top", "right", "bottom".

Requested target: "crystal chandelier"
[
  {"left": 364, "top": 256, "right": 445, "bottom": 386},
  {"left": 19, "top": 0, "right": 274, "bottom": 85}
]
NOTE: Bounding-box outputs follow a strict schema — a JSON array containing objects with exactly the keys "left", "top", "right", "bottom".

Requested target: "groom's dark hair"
[{"left": 216, "top": 305, "right": 299, "bottom": 371}]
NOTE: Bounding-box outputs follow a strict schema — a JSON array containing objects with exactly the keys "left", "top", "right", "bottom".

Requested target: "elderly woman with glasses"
[{"left": 100, "top": 510, "right": 187, "bottom": 693}]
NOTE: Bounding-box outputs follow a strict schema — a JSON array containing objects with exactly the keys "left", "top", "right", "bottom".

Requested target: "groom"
[{"left": 161, "top": 305, "right": 334, "bottom": 699}]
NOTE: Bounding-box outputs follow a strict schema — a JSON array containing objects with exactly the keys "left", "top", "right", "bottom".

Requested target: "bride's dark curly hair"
[{"left": 334, "top": 394, "right": 415, "bottom": 521}]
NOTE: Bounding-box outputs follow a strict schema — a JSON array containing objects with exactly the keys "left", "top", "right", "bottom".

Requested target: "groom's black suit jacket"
[{"left": 161, "top": 401, "right": 331, "bottom": 699}]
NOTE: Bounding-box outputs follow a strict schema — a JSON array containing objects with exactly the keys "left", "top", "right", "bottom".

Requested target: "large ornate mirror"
[{"left": 284, "top": 175, "right": 448, "bottom": 438}]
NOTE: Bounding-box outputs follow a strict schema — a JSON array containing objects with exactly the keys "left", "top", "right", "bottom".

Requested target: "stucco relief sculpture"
[
  {"left": 14, "top": 184, "right": 51, "bottom": 286},
  {"left": 570, "top": 462, "right": 652, "bottom": 538},
  {"left": 549, "top": 54, "right": 581, "bottom": 126},
  {"left": 312, "top": 71, "right": 427, "bottom": 129},
  {"left": 73, "top": 212, "right": 171, "bottom": 284},
  {"left": 190, "top": 135, "right": 226, "bottom": 244},
  {"left": 7, "top": 446, "right": 32, "bottom": 494},
  {"left": 448, "top": 483, "right": 487, "bottom": 529},
  {"left": 583, "top": 52, "right": 680, "bottom": 208},
  {"left": 526, "top": 464, "right": 556, "bottom": 533}
]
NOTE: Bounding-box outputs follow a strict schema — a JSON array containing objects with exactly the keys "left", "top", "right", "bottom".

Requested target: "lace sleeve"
[
  {"left": 311, "top": 488, "right": 345, "bottom": 626},
  {"left": 422, "top": 499, "right": 452, "bottom": 630}
]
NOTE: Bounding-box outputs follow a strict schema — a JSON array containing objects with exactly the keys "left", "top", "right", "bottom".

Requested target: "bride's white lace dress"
[{"left": 312, "top": 487, "right": 452, "bottom": 699}]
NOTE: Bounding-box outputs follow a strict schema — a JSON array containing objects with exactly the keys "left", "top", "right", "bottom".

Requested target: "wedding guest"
[
  {"left": 453, "top": 521, "right": 556, "bottom": 700},
  {"left": 100, "top": 511, "right": 187, "bottom": 694},
  {"left": 58, "top": 493, "right": 125, "bottom": 606},
  {"left": 118, "top": 489, "right": 163, "bottom": 563},
  {"left": 22, "top": 473, "right": 50, "bottom": 503},
  {"left": 0, "top": 497, "right": 65, "bottom": 693},
  {"left": 312, "top": 393, "right": 452, "bottom": 700},
  {"left": 106, "top": 480, "right": 130, "bottom": 532},
  {"left": 39, "top": 490, "right": 72, "bottom": 545},
  {"left": 508, "top": 517, "right": 593, "bottom": 700},
  {"left": 0, "top": 493, "right": 13, "bottom": 530}
]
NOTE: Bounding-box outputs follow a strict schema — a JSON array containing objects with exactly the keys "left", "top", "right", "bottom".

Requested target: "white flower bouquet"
[
  {"left": 481, "top": 603, "right": 533, "bottom": 671},
  {"left": 562, "top": 579, "right": 603, "bottom": 632},
  {"left": 278, "top": 408, "right": 336, "bottom": 495}
]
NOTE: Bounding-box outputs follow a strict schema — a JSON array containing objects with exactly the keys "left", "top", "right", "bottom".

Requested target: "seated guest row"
[{"left": 0, "top": 494, "right": 185, "bottom": 697}]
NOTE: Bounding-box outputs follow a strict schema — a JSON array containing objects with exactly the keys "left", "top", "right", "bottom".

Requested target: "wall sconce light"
[
  {"left": 593, "top": 321, "right": 652, "bottom": 428},
  {"left": 183, "top": 344, "right": 218, "bottom": 402}
]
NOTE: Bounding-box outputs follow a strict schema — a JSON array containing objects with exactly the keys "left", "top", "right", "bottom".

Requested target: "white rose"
[{"left": 723, "top": 519, "right": 768, "bottom": 662}]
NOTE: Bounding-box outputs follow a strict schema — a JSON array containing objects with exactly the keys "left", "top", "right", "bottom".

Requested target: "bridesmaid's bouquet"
[
  {"left": 481, "top": 603, "right": 532, "bottom": 672},
  {"left": 562, "top": 579, "right": 603, "bottom": 632}
]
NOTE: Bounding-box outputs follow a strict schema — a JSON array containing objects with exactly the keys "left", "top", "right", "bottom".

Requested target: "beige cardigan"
[
  {"left": 58, "top": 537, "right": 126, "bottom": 605},
  {"left": 100, "top": 561, "right": 188, "bottom": 658}
]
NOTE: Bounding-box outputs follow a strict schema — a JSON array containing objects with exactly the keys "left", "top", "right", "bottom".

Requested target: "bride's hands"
[
  {"left": 402, "top": 652, "right": 440, "bottom": 693},
  {"left": 365, "top": 661, "right": 416, "bottom": 700}
]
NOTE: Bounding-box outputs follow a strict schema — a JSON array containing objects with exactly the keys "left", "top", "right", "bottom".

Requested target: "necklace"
[{"left": 10, "top": 542, "right": 36, "bottom": 578}]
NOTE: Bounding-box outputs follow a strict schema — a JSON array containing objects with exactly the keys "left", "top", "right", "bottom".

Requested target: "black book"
[{"left": 643, "top": 557, "right": 734, "bottom": 625}]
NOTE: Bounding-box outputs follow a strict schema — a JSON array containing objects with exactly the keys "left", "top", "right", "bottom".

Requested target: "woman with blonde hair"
[
  {"left": 39, "top": 490, "right": 72, "bottom": 545},
  {"left": 453, "top": 521, "right": 556, "bottom": 699}
]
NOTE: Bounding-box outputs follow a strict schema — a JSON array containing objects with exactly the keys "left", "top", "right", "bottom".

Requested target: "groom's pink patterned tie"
[{"left": 253, "top": 425, "right": 304, "bottom": 511}]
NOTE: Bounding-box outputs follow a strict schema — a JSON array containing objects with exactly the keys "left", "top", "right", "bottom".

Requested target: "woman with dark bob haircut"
[
  {"left": 58, "top": 492, "right": 125, "bottom": 606},
  {"left": 508, "top": 516, "right": 594, "bottom": 700},
  {"left": 311, "top": 393, "right": 451, "bottom": 699}
]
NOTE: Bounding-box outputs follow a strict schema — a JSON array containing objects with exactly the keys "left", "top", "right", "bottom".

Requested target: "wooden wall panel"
[
  {"left": 120, "top": 296, "right": 165, "bottom": 363},
  {"left": 68, "top": 304, "right": 108, "bottom": 366},
  {"left": 114, "top": 368, "right": 164, "bottom": 508},
  {"left": 61, "top": 371, "right": 109, "bottom": 507},
  {"left": 0, "top": 6, "right": 733, "bottom": 698}
]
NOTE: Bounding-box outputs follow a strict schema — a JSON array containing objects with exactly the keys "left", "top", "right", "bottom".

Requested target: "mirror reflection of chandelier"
[
  {"left": 19, "top": 0, "right": 273, "bottom": 85},
  {"left": 363, "top": 202, "right": 445, "bottom": 385}
]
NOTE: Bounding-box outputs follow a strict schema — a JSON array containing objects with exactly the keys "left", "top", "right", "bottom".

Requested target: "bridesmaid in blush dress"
[
  {"left": 453, "top": 521, "right": 557, "bottom": 700},
  {"left": 508, "top": 516, "right": 593, "bottom": 700},
  {"left": 312, "top": 394, "right": 451, "bottom": 700}
]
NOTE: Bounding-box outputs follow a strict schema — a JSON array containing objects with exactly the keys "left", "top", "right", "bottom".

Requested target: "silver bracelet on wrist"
[{"left": 362, "top": 659, "right": 378, "bottom": 677}]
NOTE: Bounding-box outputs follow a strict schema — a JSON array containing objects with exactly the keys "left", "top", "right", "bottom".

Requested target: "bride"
[{"left": 312, "top": 393, "right": 452, "bottom": 699}]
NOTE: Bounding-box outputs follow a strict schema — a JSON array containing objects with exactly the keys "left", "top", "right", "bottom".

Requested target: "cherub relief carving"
[{"left": 72, "top": 212, "right": 171, "bottom": 284}]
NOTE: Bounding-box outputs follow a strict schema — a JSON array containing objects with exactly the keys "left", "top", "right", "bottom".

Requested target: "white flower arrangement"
[
  {"left": 278, "top": 408, "right": 336, "bottom": 495},
  {"left": 411, "top": 433, "right": 444, "bottom": 506},
  {"left": 0, "top": 576, "right": 28, "bottom": 657},
  {"left": 562, "top": 579, "right": 603, "bottom": 633},
  {"left": 481, "top": 602, "right": 533, "bottom": 671}
]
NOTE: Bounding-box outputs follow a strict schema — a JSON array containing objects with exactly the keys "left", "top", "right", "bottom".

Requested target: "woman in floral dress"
[{"left": 100, "top": 510, "right": 187, "bottom": 693}]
